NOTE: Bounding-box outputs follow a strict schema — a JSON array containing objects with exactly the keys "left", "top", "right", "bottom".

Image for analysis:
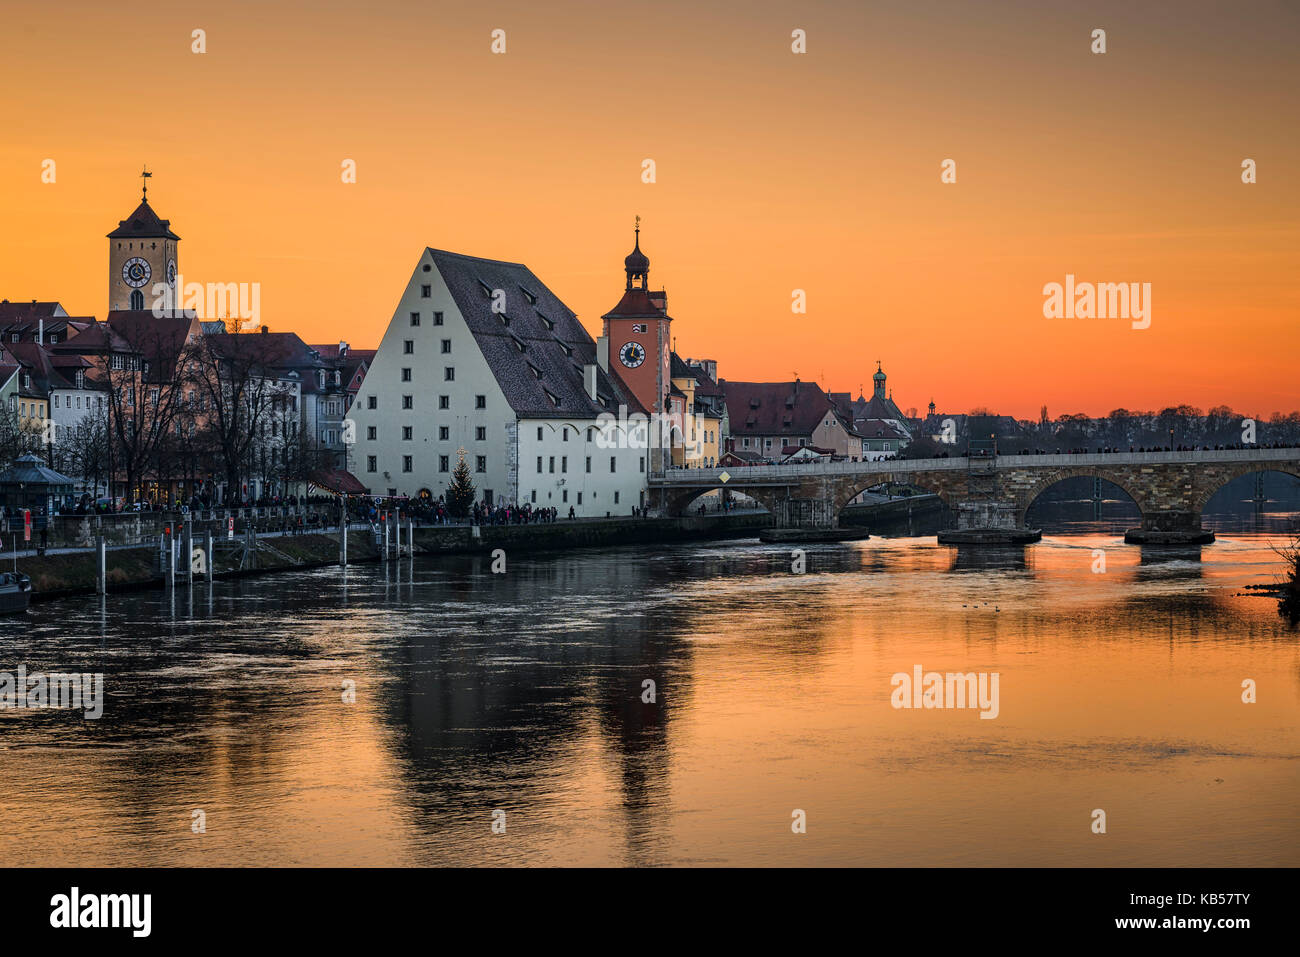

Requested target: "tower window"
[{"left": 130, "top": 290, "right": 144, "bottom": 310}]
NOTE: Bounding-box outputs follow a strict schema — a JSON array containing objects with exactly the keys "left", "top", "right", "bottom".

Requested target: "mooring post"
[
  {"left": 183, "top": 521, "right": 193, "bottom": 588},
  {"left": 165, "top": 527, "right": 175, "bottom": 591},
  {"left": 407, "top": 519, "right": 414, "bottom": 557},
  {"left": 382, "top": 517, "right": 389, "bottom": 562},
  {"left": 395, "top": 513, "right": 402, "bottom": 557},
  {"left": 96, "top": 534, "right": 106, "bottom": 595},
  {"left": 339, "top": 498, "right": 348, "bottom": 567}
]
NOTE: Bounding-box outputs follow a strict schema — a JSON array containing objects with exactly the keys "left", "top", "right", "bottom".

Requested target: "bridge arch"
[
  {"left": 1015, "top": 467, "right": 1149, "bottom": 527},
  {"left": 1192, "top": 463, "right": 1300, "bottom": 513},
  {"left": 660, "top": 485, "right": 773, "bottom": 517},
  {"left": 831, "top": 473, "right": 959, "bottom": 516}
]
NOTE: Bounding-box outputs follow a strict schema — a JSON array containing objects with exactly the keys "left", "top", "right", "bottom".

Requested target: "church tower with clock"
[
  {"left": 107, "top": 168, "right": 180, "bottom": 312},
  {"left": 600, "top": 219, "right": 672, "bottom": 418}
]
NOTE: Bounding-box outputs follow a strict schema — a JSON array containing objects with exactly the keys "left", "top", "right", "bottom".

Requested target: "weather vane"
[{"left": 141, "top": 164, "right": 152, "bottom": 201}]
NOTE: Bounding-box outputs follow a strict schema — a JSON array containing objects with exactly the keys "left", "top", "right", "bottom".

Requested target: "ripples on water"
[{"left": 0, "top": 505, "right": 1297, "bottom": 866}]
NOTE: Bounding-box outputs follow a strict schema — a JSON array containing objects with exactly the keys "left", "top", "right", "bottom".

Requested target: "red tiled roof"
[
  {"left": 308, "top": 468, "right": 369, "bottom": 495},
  {"left": 721, "top": 379, "right": 848, "bottom": 438},
  {"left": 601, "top": 287, "right": 672, "bottom": 321}
]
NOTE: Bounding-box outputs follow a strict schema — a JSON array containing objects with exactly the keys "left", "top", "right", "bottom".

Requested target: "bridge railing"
[{"left": 649, "top": 446, "right": 1300, "bottom": 484}]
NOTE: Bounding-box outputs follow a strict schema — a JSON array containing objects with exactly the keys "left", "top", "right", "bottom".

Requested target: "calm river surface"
[{"left": 2, "top": 505, "right": 1297, "bottom": 866}]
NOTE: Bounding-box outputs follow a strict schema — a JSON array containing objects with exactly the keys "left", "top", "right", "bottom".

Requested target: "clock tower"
[
  {"left": 108, "top": 167, "right": 180, "bottom": 312},
  {"left": 600, "top": 220, "right": 672, "bottom": 418}
]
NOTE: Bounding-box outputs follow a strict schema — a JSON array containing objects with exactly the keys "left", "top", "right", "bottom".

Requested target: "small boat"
[{"left": 0, "top": 572, "right": 32, "bottom": 615}]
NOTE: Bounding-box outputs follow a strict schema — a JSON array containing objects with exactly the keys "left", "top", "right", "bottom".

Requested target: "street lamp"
[{"left": 1169, "top": 427, "right": 1174, "bottom": 451}]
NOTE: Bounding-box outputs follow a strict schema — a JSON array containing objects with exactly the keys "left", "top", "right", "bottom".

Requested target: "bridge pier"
[
  {"left": 936, "top": 501, "right": 1041, "bottom": 545},
  {"left": 1124, "top": 510, "right": 1214, "bottom": 545},
  {"left": 771, "top": 496, "right": 838, "bottom": 529}
]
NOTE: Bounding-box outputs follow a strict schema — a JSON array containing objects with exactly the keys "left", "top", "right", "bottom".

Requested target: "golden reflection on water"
[{"left": 0, "top": 532, "right": 1296, "bottom": 866}]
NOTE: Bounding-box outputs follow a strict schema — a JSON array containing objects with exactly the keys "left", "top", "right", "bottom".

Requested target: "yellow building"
[{"left": 670, "top": 354, "right": 724, "bottom": 469}]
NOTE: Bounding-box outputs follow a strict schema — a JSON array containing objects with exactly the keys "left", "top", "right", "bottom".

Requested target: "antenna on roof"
[{"left": 141, "top": 164, "right": 152, "bottom": 202}]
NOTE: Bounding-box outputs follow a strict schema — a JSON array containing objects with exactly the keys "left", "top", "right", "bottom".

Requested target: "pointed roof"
[
  {"left": 107, "top": 199, "right": 180, "bottom": 240},
  {"left": 426, "top": 248, "right": 646, "bottom": 418}
]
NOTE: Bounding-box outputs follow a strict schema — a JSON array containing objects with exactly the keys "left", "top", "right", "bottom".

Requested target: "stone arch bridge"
[{"left": 649, "top": 448, "right": 1300, "bottom": 544}]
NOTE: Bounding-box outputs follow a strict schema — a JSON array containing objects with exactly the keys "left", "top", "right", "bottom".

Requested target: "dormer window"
[
  {"left": 535, "top": 311, "right": 554, "bottom": 331},
  {"left": 519, "top": 286, "right": 537, "bottom": 305},
  {"left": 317, "top": 370, "right": 325, "bottom": 389}
]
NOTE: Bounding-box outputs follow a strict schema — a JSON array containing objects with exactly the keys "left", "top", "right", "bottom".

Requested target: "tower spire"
[{"left": 623, "top": 215, "right": 650, "bottom": 290}]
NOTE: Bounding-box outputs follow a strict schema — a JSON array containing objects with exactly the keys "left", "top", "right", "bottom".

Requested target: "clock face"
[
  {"left": 122, "top": 257, "right": 152, "bottom": 288},
  {"left": 619, "top": 341, "right": 647, "bottom": 368},
  {"left": 166, "top": 259, "right": 177, "bottom": 286}
]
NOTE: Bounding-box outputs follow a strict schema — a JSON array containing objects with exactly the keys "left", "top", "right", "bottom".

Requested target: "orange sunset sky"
[{"left": 1, "top": 0, "right": 1296, "bottom": 419}]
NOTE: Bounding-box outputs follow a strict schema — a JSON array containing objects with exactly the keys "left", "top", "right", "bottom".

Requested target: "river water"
[{"left": 1, "top": 502, "right": 1297, "bottom": 866}]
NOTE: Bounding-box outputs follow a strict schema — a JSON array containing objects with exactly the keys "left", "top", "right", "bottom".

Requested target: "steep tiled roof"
[
  {"left": 0, "top": 301, "right": 69, "bottom": 322},
  {"left": 601, "top": 286, "right": 672, "bottom": 322},
  {"left": 721, "top": 379, "right": 847, "bottom": 437},
  {"left": 107, "top": 200, "right": 180, "bottom": 240},
  {"left": 429, "top": 248, "right": 645, "bottom": 418}
]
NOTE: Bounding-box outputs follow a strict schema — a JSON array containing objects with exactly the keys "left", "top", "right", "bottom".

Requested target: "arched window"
[{"left": 130, "top": 289, "right": 144, "bottom": 310}]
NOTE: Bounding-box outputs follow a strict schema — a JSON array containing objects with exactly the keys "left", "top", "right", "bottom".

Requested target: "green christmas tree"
[{"left": 446, "top": 447, "right": 476, "bottom": 518}]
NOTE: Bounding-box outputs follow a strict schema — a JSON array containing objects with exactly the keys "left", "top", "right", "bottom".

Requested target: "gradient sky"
[{"left": 1, "top": 0, "right": 1296, "bottom": 418}]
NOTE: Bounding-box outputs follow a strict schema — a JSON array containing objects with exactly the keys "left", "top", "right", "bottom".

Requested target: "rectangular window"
[
  {"left": 439, "top": 395, "right": 449, "bottom": 410},
  {"left": 368, "top": 395, "right": 377, "bottom": 410},
  {"left": 402, "top": 395, "right": 413, "bottom": 409},
  {"left": 614, "top": 491, "right": 620, "bottom": 504},
  {"left": 531, "top": 490, "right": 536, "bottom": 503},
  {"left": 404, "top": 340, "right": 414, "bottom": 354},
  {"left": 475, "top": 395, "right": 486, "bottom": 409},
  {"left": 403, "top": 456, "right": 412, "bottom": 473},
  {"left": 537, "top": 426, "right": 543, "bottom": 440},
  {"left": 537, "top": 456, "right": 543, "bottom": 472},
  {"left": 367, "top": 426, "right": 377, "bottom": 440},
  {"left": 475, "top": 426, "right": 486, "bottom": 441},
  {"left": 439, "top": 426, "right": 449, "bottom": 440},
  {"left": 562, "top": 427, "right": 568, "bottom": 441},
  {"left": 433, "top": 311, "right": 443, "bottom": 325},
  {"left": 562, "top": 490, "right": 568, "bottom": 503},
  {"left": 403, "top": 426, "right": 412, "bottom": 440},
  {"left": 444, "top": 367, "right": 454, "bottom": 381},
  {"left": 367, "top": 455, "right": 377, "bottom": 472},
  {"left": 549, "top": 456, "right": 555, "bottom": 473},
  {"left": 439, "top": 455, "right": 449, "bottom": 472},
  {"left": 585, "top": 456, "right": 591, "bottom": 473},
  {"left": 610, "top": 456, "right": 617, "bottom": 473},
  {"left": 577, "top": 492, "right": 582, "bottom": 505},
  {"left": 421, "top": 285, "right": 431, "bottom": 297},
  {"left": 639, "top": 456, "right": 645, "bottom": 472},
  {"left": 401, "top": 368, "right": 412, "bottom": 382},
  {"left": 475, "top": 456, "right": 486, "bottom": 473},
  {"left": 410, "top": 312, "right": 420, "bottom": 326},
  {"left": 561, "top": 456, "right": 567, "bottom": 473},
  {"left": 441, "top": 339, "right": 451, "bottom": 354}
]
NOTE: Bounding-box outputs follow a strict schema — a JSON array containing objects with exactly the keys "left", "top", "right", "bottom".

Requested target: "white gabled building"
[{"left": 349, "top": 248, "right": 648, "bottom": 514}]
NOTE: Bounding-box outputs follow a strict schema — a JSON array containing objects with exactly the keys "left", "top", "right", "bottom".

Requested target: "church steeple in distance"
[{"left": 107, "top": 167, "right": 180, "bottom": 312}]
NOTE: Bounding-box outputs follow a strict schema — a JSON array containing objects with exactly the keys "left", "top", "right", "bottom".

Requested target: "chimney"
[
  {"left": 261, "top": 325, "right": 268, "bottom": 334},
  {"left": 596, "top": 335, "right": 609, "bottom": 373},
  {"left": 338, "top": 340, "right": 348, "bottom": 357},
  {"left": 37, "top": 319, "right": 43, "bottom": 345},
  {"left": 584, "top": 363, "right": 598, "bottom": 401}
]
